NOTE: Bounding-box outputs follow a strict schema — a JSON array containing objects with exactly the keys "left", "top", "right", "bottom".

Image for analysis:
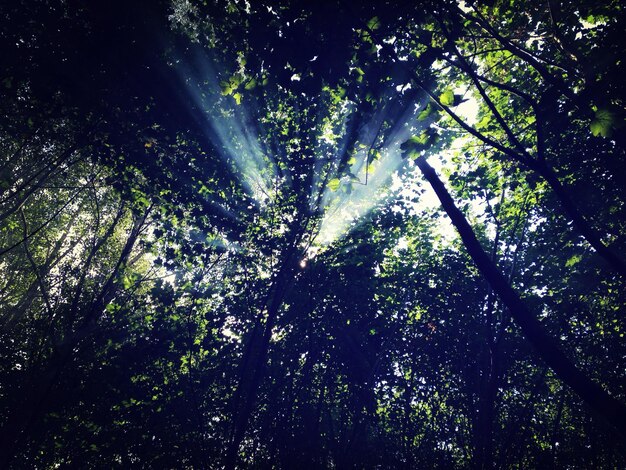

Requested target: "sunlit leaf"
[
  {"left": 590, "top": 108, "right": 615, "bottom": 137},
  {"left": 476, "top": 115, "right": 491, "bottom": 129},
  {"left": 418, "top": 103, "right": 434, "bottom": 121},
  {"left": 439, "top": 89, "right": 455, "bottom": 106},
  {"left": 367, "top": 16, "right": 380, "bottom": 31}
]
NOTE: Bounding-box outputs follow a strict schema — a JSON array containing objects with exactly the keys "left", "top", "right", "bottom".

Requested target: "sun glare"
[{"left": 175, "top": 52, "right": 462, "bottom": 250}]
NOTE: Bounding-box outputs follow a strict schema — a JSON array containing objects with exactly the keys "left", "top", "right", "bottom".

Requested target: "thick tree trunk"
[
  {"left": 415, "top": 156, "right": 626, "bottom": 437},
  {"left": 225, "top": 245, "right": 301, "bottom": 469}
]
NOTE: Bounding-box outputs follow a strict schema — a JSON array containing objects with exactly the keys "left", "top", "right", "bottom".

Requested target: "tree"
[{"left": 1, "top": 0, "right": 625, "bottom": 468}]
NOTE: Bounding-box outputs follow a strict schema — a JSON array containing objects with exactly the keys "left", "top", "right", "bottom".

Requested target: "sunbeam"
[
  {"left": 173, "top": 48, "right": 436, "bottom": 248},
  {"left": 176, "top": 50, "right": 276, "bottom": 204},
  {"left": 314, "top": 98, "right": 429, "bottom": 246}
]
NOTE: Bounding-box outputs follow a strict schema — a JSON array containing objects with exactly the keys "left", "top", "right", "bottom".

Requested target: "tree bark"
[
  {"left": 225, "top": 243, "right": 302, "bottom": 469},
  {"left": 531, "top": 159, "right": 626, "bottom": 278}
]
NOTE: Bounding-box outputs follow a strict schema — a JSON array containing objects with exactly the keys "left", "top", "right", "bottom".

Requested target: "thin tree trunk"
[
  {"left": 0, "top": 211, "right": 146, "bottom": 467},
  {"left": 415, "top": 155, "right": 626, "bottom": 437},
  {"left": 367, "top": 16, "right": 626, "bottom": 279},
  {"left": 531, "top": 159, "right": 626, "bottom": 277}
]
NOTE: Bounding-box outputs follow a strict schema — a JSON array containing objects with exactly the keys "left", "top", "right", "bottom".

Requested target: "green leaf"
[
  {"left": 328, "top": 178, "right": 341, "bottom": 191},
  {"left": 418, "top": 103, "right": 434, "bottom": 121},
  {"left": 439, "top": 89, "right": 455, "bottom": 106},
  {"left": 367, "top": 16, "right": 380, "bottom": 31},
  {"left": 220, "top": 80, "right": 233, "bottom": 96},
  {"left": 354, "top": 67, "right": 365, "bottom": 83},
  {"left": 476, "top": 114, "right": 491, "bottom": 129},
  {"left": 105, "top": 303, "right": 120, "bottom": 313},
  {"left": 590, "top": 108, "right": 614, "bottom": 137},
  {"left": 566, "top": 254, "right": 582, "bottom": 267},
  {"left": 400, "top": 129, "right": 439, "bottom": 159},
  {"left": 122, "top": 275, "right": 133, "bottom": 289}
]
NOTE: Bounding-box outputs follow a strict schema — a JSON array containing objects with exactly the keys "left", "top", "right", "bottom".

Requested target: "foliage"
[{"left": 1, "top": 0, "right": 625, "bottom": 468}]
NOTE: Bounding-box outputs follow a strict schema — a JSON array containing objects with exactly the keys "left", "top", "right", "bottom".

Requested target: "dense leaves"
[{"left": 1, "top": 0, "right": 625, "bottom": 468}]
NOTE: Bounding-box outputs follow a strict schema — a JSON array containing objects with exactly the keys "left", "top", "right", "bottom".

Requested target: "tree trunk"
[
  {"left": 225, "top": 244, "right": 302, "bottom": 469},
  {"left": 0, "top": 211, "right": 145, "bottom": 466},
  {"left": 415, "top": 156, "right": 626, "bottom": 437},
  {"left": 532, "top": 159, "right": 626, "bottom": 278}
]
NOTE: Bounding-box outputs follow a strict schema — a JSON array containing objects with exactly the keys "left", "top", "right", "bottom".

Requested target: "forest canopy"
[{"left": 1, "top": 0, "right": 626, "bottom": 468}]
